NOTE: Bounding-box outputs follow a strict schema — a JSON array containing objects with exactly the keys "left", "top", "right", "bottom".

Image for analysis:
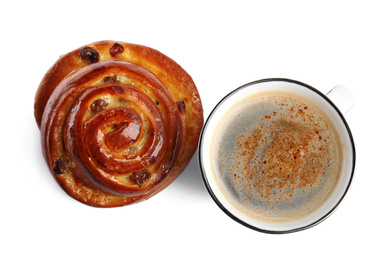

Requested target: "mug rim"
[{"left": 198, "top": 78, "right": 356, "bottom": 234}]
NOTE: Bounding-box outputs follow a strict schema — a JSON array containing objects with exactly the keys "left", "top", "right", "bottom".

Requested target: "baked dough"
[{"left": 34, "top": 40, "right": 203, "bottom": 207}]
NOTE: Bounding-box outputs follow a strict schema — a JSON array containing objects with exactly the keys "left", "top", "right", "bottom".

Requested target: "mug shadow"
[{"left": 172, "top": 149, "right": 210, "bottom": 200}]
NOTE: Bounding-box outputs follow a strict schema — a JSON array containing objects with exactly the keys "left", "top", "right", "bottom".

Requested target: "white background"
[{"left": 1, "top": 0, "right": 389, "bottom": 259}]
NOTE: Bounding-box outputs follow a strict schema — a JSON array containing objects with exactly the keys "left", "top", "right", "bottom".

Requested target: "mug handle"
[{"left": 326, "top": 85, "right": 357, "bottom": 115}]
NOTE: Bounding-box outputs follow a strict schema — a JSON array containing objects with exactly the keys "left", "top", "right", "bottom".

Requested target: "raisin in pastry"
[{"left": 34, "top": 40, "right": 203, "bottom": 207}]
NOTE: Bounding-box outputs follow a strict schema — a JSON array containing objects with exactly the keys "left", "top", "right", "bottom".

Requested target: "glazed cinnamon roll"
[{"left": 34, "top": 40, "right": 203, "bottom": 207}]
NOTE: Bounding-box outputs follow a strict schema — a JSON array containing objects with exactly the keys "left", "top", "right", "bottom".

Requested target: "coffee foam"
[{"left": 210, "top": 91, "right": 343, "bottom": 223}]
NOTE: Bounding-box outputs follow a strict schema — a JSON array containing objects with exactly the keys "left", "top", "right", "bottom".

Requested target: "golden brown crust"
[{"left": 35, "top": 40, "right": 203, "bottom": 207}]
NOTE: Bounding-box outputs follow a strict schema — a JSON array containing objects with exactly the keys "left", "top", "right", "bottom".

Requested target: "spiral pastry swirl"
[{"left": 34, "top": 41, "right": 203, "bottom": 207}]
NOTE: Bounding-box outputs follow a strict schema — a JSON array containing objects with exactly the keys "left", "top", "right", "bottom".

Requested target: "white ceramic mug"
[{"left": 198, "top": 78, "right": 356, "bottom": 234}]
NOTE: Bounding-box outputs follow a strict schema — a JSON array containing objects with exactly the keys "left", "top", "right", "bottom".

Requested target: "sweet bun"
[{"left": 34, "top": 40, "right": 203, "bottom": 207}]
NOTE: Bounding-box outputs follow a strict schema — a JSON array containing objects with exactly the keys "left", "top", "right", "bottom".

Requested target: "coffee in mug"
[
  {"left": 211, "top": 90, "right": 343, "bottom": 222},
  {"left": 199, "top": 78, "right": 355, "bottom": 233}
]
